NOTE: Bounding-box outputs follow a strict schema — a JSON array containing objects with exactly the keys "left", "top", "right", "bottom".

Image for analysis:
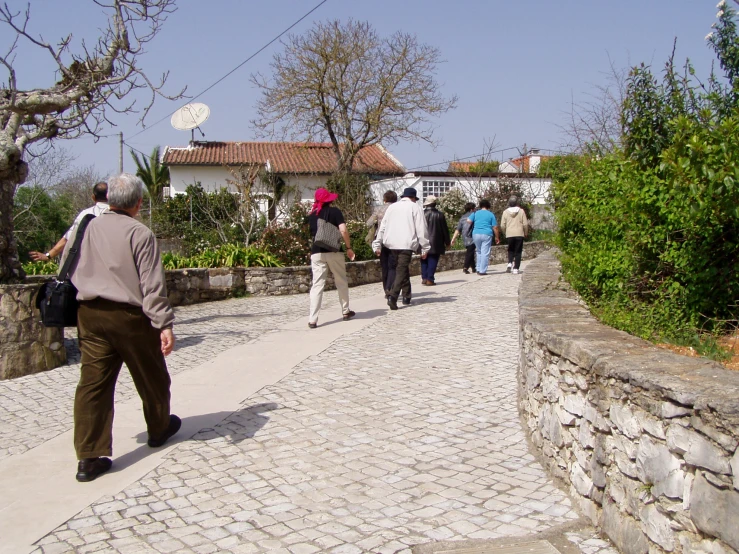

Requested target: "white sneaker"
[
  {"left": 506, "top": 263, "right": 512, "bottom": 273},
  {"left": 512, "top": 269, "right": 519, "bottom": 274}
]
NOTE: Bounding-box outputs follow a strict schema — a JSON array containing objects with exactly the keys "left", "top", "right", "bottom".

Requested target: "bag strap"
[{"left": 58, "top": 214, "right": 96, "bottom": 280}]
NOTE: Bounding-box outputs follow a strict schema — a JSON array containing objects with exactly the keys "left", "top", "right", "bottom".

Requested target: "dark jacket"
[{"left": 424, "top": 207, "right": 451, "bottom": 255}]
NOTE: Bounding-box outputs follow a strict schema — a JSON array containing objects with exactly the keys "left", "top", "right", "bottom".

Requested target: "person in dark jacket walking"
[
  {"left": 421, "top": 196, "right": 450, "bottom": 285},
  {"left": 450, "top": 202, "right": 477, "bottom": 274}
]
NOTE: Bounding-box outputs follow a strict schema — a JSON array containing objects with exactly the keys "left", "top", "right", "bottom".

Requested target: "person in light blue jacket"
[{"left": 467, "top": 199, "right": 500, "bottom": 275}]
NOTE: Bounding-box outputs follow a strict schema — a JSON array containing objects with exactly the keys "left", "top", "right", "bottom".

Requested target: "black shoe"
[
  {"left": 387, "top": 296, "right": 398, "bottom": 310},
  {"left": 76, "top": 457, "right": 112, "bottom": 482},
  {"left": 402, "top": 297, "right": 411, "bottom": 305},
  {"left": 148, "top": 414, "right": 182, "bottom": 447},
  {"left": 342, "top": 310, "right": 356, "bottom": 321},
  {"left": 308, "top": 322, "right": 317, "bottom": 329},
  {"left": 463, "top": 268, "right": 470, "bottom": 274}
]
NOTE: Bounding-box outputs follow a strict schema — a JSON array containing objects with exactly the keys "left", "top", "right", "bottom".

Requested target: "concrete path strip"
[{"left": 0, "top": 275, "right": 476, "bottom": 554}]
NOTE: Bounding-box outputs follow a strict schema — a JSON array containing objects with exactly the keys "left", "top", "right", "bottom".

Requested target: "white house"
[
  {"left": 370, "top": 171, "right": 552, "bottom": 206},
  {"left": 162, "top": 140, "right": 406, "bottom": 217}
]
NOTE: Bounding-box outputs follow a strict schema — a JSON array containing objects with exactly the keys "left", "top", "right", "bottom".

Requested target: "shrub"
[
  {"left": 22, "top": 260, "right": 59, "bottom": 275},
  {"left": 553, "top": 3, "right": 739, "bottom": 354},
  {"left": 161, "top": 244, "right": 282, "bottom": 270},
  {"left": 257, "top": 225, "right": 311, "bottom": 267}
]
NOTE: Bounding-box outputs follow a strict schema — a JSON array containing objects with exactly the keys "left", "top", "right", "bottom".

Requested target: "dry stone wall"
[
  {"left": 518, "top": 252, "right": 739, "bottom": 554},
  {"left": 165, "top": 241, "right": 552, "bottom": 306},
  {"left": 0, "top": 284, "right": 66, "bottom": 380}
]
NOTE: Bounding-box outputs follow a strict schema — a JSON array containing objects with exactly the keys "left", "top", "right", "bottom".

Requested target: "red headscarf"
[{"left": 310, "top": 188, "right": 339, "bottom": 215}]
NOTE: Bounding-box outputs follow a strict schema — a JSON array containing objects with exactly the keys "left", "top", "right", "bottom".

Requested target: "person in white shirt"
[
  {"left": 372, "top": 187, "right": 430, "bottom": 310},
  {"left": 29, "top": 181, "right": 109, "bottom": 262}
]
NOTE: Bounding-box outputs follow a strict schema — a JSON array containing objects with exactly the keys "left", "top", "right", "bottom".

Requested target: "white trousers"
[{"left": 309, "top": 252, "right": 350, "bottom": 324}]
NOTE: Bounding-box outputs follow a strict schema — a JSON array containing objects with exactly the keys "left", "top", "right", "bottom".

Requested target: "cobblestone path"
[{"left": 8, "top": 264, "right": 617, "bottom": 554}]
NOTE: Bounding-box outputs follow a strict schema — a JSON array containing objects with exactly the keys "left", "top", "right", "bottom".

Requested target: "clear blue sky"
[{"left": 4, "top": 0, "right": 721, "bottom": 175}]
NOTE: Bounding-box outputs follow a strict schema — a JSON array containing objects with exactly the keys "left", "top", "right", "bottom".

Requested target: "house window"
[{"left": 422, "top": 180, "right": 455, "bottom": 198}]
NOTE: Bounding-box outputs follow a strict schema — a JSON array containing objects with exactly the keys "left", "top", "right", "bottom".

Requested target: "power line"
[{"left": 127, "top": 0, "right": 329, "bottom": 141}]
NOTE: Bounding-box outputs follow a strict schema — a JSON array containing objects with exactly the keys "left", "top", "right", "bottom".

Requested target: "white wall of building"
[{"left": 370, "top": 174, "right": 552, "bottom": 206}]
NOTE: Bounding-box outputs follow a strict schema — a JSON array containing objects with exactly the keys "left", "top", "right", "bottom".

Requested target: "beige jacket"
[
  {"left": 69, "top": 211, "right": 174, "bottom": 329},
  {"left": 500, "top": 207, "right": 529, "bottom": 238}
]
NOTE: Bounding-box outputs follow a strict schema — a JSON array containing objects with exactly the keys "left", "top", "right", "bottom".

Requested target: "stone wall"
[
  {"left": 165, "top": 241, "right": 552, "bottom": 306},
  {"left": 518, "top": 252, "right": 739, "bottom": 554},
  {"left": 0, "top": 284, "right": 66, "bottom": 380}
]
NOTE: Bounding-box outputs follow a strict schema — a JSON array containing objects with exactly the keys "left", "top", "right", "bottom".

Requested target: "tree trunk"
[{"left": 0, "top": 145, "right": 28, "bottom": 284}]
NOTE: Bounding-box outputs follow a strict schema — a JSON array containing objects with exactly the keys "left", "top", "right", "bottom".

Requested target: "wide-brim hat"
[
  {"left": 314, "top": 188, "right": 338, "bottom": 203},
  {"left": 423, "top": 195, "right": 438, "bottom": 206},
  {"left": 400, "top": 187, "right": 418, "bottom": 199}
]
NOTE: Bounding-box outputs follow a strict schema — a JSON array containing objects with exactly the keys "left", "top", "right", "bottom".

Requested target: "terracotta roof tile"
[
  {"left": 162, "top": 141, "right": 404, "bottom": 175},
  {"left": 447, "top": 161, "right": 477, "bottom": 172}
]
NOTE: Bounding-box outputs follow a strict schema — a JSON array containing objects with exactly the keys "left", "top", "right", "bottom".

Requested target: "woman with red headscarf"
[{"left": 307, "top": 188, "right": 356, "bottom": 328}]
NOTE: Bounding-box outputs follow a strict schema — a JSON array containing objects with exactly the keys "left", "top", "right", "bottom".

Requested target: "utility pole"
[
  {"left": 522, "top": 143, "right": 527, "bottom": 173},
  {"left": 119, "top": 132, "right": 124, "bottom": 173}
]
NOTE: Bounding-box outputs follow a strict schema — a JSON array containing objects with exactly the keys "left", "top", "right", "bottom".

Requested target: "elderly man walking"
[
  {"left": 69, "top": 173, "right": 179, "bottom": 482},
  {"left": 372, "top": 187, "right": 430, "bottom": 310}
]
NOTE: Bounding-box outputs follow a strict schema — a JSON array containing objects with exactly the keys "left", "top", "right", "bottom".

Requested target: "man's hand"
[
  {"left": 421, "top": 252, "right": 428, "bottom": 260},
  {"left": 374, "top": 249, "right": 381, "bottom": 257},
  {"left": 160, "top": 329, "right": 175, "bottom": 356},
  {"left": 29, "top": 251, "right": 49, "bottom": 261}
]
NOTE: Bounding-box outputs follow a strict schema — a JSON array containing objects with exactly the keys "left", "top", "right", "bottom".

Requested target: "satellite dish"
[
  {"left": 171, "top": 103, "right": 210, "bottom": 130},
  {"left": 171, "top": 103, "right": 210, "bottom": 143}
]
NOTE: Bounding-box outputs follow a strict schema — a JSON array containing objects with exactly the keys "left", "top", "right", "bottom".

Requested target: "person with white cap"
[{"left": 421, "top": 195, "right": 450, "bottom": 286}]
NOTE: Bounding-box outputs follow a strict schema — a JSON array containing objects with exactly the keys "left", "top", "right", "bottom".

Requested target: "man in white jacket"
[{"left": 372, "top": 187, "right": 430, "bottom": 310}]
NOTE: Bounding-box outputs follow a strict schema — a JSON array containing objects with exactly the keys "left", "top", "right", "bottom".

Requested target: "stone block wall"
[
  {"left": 165, "top": 241, "right": 552, "bottom": 306},
  {"left": 518, "top": 252, "right": 739, "bottom": 554},
  {"left": 0, "top": 284, "right": 66, "bottom": 380}
]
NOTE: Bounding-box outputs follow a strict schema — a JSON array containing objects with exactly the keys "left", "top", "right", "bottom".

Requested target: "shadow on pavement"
[
  {"left": 176, "top": 313, "right": 259, "bottom": 325},
  {"left": 113, "top": 403, "right": 279, "bottom": 473},
  {"left": 174, "top": 335, "right": 204, "bottom": 350},
  {"left": 412, "top": 296, "right": 457, "bottom": 305},
  {"left": 316, "top": 309, "right": 387, "bottom": 327}
]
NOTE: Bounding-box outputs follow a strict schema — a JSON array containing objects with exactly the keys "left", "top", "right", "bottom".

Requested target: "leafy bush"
[
  {"left": 153, "top": 184, "right": 265, "bottom": 255},
  {"left": 13, "top": 187, "right": 76, "bottom": 261},
  {"left": 257, "top": 225, "right": 311, "bottom": 267},
  {"left": 554, "top": 3, "right": 739, "bottom": 350},
  {"left": 161, "top": 244, "right": 282, "bottom": 270},
  {"left": 22, "top": 260, "right": 60, "bottom": 275},
  {"left": 346, "top": 220, "right": 375, "bottom": 261},
  {"left": 437, "top": 189, "right": 469, "bottom": 221}
]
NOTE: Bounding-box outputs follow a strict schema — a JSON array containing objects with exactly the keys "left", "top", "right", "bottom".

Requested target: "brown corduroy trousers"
[{"left": 74, "top": 298, "right": 172, "bottom": 459}]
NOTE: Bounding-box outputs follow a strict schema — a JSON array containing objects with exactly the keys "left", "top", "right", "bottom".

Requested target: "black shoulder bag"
[{"left": 35, "top": 214, "right": 96, "bottom": 327}]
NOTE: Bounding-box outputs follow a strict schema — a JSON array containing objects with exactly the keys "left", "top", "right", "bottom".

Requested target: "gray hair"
[
  {"left": 508, "top": 196, "right": 519, "bottom": 207},
  {"left": 107, "top": 173, "right": 144, "bottom": 209}
]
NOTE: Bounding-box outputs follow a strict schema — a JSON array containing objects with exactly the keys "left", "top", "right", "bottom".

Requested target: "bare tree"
[
  {"left": 0, "top": 0, "right": 185, "bottom": 282},
  {"left": 251, "top": 19, "right": 457, "bottom": 173},
  {"left": 558, "top": 55, "right": 628, "bottom": 154}
]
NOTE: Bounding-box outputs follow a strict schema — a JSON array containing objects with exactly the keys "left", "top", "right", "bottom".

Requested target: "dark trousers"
[
  {"left": 464, "top": 244, "right": 476, "bottom": 270},
  {"left": 389, "top": 249, "right": 413, "bottom": 300},
  {"left": 380, "top": 246, "right": 396, "bottom": 293},
  {"left": 421, "top": 253, "right": 440, "bottom": 282},
  {"left": 74, "top": 298, "right": 172, "bottom": 459},
  {"left": 507, "top": 236, "right": 525, "bottom": 269}
]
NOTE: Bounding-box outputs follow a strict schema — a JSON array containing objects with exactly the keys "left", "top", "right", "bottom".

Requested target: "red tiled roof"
[
  {"left": 447, "top": 161, "right": 477, "bottom": 172},
  {"left": 162, "top": 142, "right": 405, "bottom": 175}
]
